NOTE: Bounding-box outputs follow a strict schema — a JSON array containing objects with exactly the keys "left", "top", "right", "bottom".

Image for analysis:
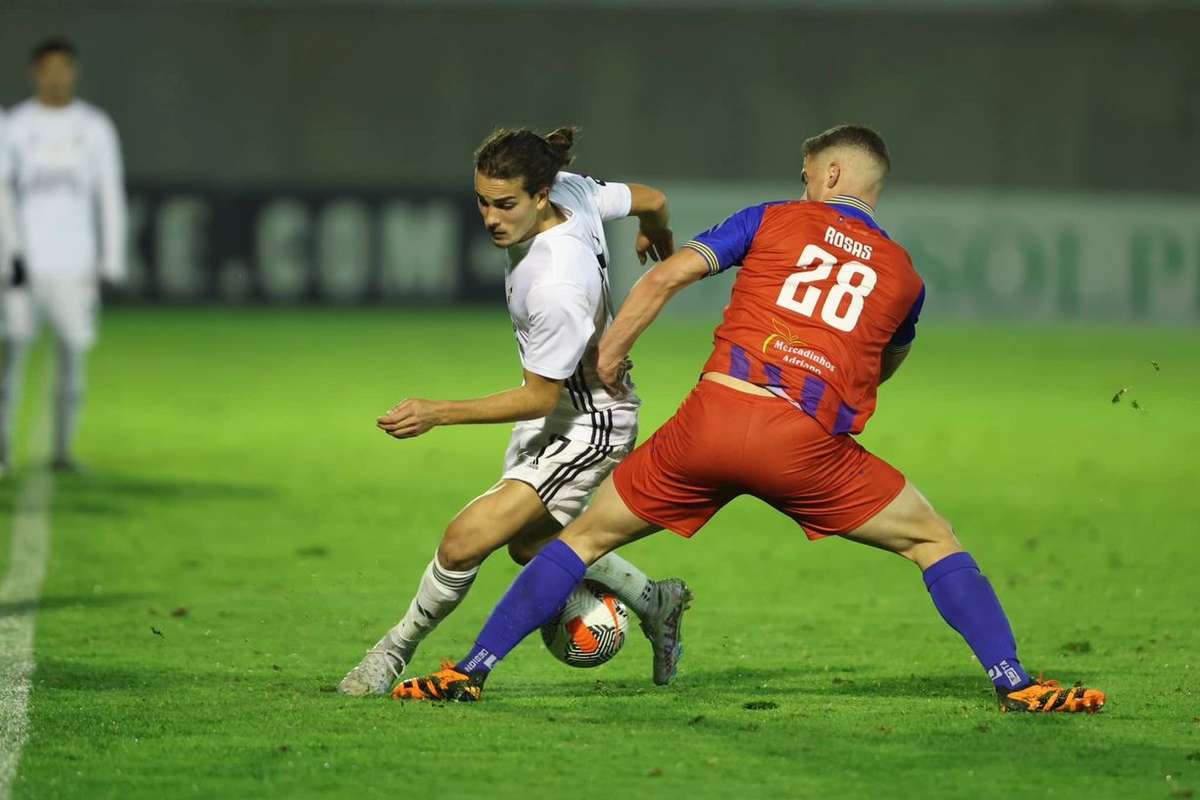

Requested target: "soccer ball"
[{"left": 540, "top": 580, "right": 629, "bottom": 668}]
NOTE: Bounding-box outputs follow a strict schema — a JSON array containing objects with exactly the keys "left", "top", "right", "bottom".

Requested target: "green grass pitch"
[{"left": 3, "top": 308, "right": 1199, "bottom": 798}]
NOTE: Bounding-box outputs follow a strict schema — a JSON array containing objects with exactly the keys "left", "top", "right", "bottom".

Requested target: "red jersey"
[{"left": 682, "top": 197, "right": 925, "bottom": 435}]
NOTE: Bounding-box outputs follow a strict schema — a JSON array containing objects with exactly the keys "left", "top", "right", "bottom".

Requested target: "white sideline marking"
[{"left": 0, "top": 409, "right": 53, "bottom": 800}]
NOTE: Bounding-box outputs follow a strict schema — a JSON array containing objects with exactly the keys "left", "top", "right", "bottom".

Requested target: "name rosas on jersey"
[{"left": 823, "top": 225, "right": 873, "bottom": 261}]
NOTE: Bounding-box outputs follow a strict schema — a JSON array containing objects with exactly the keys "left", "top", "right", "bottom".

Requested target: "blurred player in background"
[
  {"left": 0, "top": 37, "right": 126, "bottom": 475},
  {"left": 0, "top": 107, "right": 13, "bottom": 333},
  {"left": 395, "top": 125, "right": 1107, "bottom": 714},
  {"left": 339, "top": 126, "right": 691, "bottom": 696}
]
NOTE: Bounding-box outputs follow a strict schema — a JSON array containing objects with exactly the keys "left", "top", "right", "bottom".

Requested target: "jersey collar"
[{"left": 824, "top": 195, "right": 880, "bottom": 231}]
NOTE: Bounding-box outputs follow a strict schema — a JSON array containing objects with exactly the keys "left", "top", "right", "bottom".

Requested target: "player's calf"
[{"left": 844, "top": 481, "right": 1093, "bottom": 703}]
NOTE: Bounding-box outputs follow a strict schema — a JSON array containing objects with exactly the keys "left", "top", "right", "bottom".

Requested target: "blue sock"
[
  {"left": 457, "top": 539, "right": 586, "bottom": 675},
  {"left": 923, "top": 552, "right": 1032, "bottom": 692}
]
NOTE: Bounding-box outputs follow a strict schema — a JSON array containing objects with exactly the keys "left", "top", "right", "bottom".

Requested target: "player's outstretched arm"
[
  {"left": 880, "top": 286, "right": 923, "bottom": 384},
  {"left": 0, "top": 187, "right": 17, "bottom": 282},
  {"left": 0, "top": 127, "right": 20, "bottom": 281},
  {"left": 627, "top": 183, "right": 674, "bottom": 265},
  {"left": 597, "top": 247, "right": 709, "bottom": 394},
  {"left": 377, "top": 368, "right": 562, "bottom": 439}
]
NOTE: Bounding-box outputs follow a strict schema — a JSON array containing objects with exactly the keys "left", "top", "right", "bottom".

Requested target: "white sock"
[
  {"left": 0, "top": 340, "right": 30, "bottom": 464},
  {"left": 385, "top": 555, "right": 478, "bottom": 664},
  {"left": 54, "top": 342, "right": 86, "bottom": 462},
  {"left": 586, "top": 552, "right": 656, "bottom": 619}
]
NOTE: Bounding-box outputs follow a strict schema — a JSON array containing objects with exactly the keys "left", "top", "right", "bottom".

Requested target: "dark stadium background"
[{"left": 3, "top": 0, "right": 1197, "bottom": 318}]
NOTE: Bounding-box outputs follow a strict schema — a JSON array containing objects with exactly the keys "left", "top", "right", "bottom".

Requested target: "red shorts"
[{"left": 612, "top": 380, "right": 905, "bottom": 540}]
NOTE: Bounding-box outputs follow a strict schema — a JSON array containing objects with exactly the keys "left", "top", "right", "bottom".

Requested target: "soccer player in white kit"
[
  {"left": 0, "top": 108, "right": 13, "bottom": 334},
  {"left": 339, "top": 127, "right": 691, "bottom": 695},
  {"left": 0, "top": 38, "right": 126, "bottom": 474}
]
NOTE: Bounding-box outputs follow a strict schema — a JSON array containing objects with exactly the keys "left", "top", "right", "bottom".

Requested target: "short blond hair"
[{"left": 802, "top": 125, "right": 890, "bottom": 174}]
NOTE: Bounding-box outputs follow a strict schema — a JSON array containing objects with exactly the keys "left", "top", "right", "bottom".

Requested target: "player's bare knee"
[
  {"left": 559, "top": 525, "right": 611, "bottom": 566},
  {"left": 437, "top": 521, "right": 488, "bottom": 571},
  {"left": 900, "top": 512, "right": 961, "bottom": 568}
]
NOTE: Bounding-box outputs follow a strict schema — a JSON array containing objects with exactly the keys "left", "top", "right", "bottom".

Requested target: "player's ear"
[
  {"left": 534, "top": 186, "right": 551, "bottom": 209},
  {"left": 827, "top": 163, "right": 841, "bottom": 190}
]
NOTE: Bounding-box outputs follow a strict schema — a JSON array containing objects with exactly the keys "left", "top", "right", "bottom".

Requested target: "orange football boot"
[
  {"left": 999, "top": 677, "right": 1105, "bottom": 713},
  {"left": 391, "top": 660, "right": 484, "bottom": 702}
]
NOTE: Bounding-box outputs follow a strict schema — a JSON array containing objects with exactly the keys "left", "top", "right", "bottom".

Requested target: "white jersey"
[
  {"left": 0, "top": 109, "right": 14, "bottom": 270},
  {"left": 505, "top": 171, "right": 640, "bottom": 446},
  {"left": 1, "top": 99, "right": 126, "bottom": 282}
]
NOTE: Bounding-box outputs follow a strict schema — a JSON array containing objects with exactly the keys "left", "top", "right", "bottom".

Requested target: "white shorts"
[
  {"left": 502, "top": 427, "right": 633, "bottom": 526},
  {"left": 1, "top": 279, "right": 99, "bottom": 349}
]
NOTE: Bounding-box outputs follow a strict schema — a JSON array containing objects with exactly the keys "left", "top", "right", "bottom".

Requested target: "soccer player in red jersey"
[{"left": 394, "top": 125, "right": 1105, "bottom": 713}]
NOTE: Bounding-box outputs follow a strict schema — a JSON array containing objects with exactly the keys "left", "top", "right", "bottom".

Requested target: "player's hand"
[
  {"left": 597, "top": 353, "right": 633, "bottom": 398},
  {"left": 635, "top": 226, "right": 675, "bottom": 265},
  {"left": 10, "top": 256, "right": 27, "bottom": 288},
  {"left": 100, "top": 267, "right": 124, "bottom": 290},
  {"left": 377, "top": 398, "right": 442, "bottom": 439}
]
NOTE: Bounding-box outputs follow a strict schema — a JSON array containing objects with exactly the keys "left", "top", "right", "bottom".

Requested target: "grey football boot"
[
  {"left": 639, "top": 579, "right": 693, "bottom": 685},
  {"left": 338, "top": 635, "right": 406, "bottom": 696}
]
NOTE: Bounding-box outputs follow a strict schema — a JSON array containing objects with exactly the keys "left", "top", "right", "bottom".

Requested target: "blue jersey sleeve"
[
  {"left": 889, "top": 284, "right": 926, "bottom": 348},
  {"left": 682, "top": 204, "right": 769, "bottom": 277}
]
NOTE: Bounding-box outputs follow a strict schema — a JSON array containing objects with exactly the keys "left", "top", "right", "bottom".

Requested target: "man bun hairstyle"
[
  {"left": 802, "top": 124, "right": 890, "bottom": 174},
  {"left": 31, "top": 36, "right": 78, "bottom": 64},
  {"left": 475, "top": 125, "right": 579, "bottom": 195},
  {"left": 542, "top": 126, "right": 576, "bottom": 163}
]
